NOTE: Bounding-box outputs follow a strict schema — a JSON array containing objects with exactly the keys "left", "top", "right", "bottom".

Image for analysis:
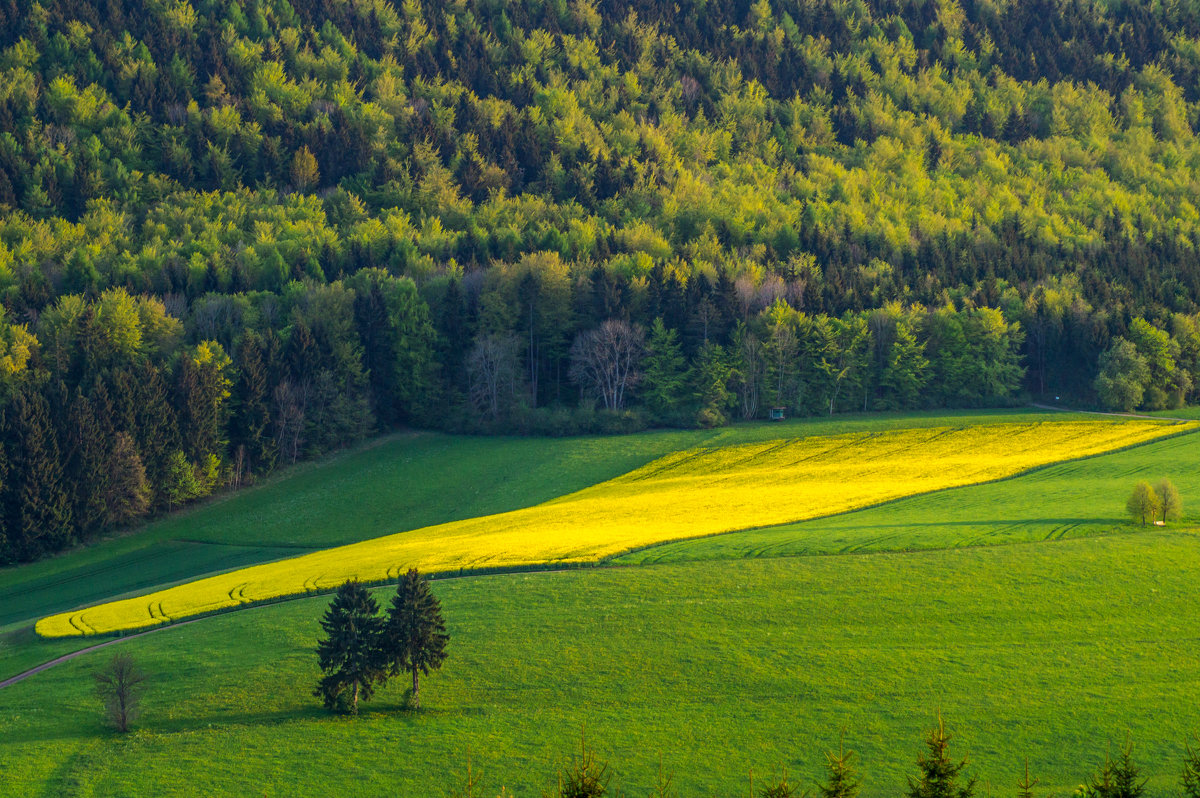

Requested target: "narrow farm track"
[
  {"left": 0, "top": 620, "right": 199, "bottom": 690},
  {"left": 1030, "top": 402, "right": 1195, "bottom": 422}
]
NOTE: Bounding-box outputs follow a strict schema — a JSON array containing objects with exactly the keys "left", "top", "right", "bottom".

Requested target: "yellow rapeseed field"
[{"left": 37, "top": 420, "right": 1188, "bottom": 637}]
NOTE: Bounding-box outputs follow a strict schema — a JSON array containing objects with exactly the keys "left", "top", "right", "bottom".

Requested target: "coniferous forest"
[{"left": 2, "top": 0, "right": 1200, "bottom": 563}]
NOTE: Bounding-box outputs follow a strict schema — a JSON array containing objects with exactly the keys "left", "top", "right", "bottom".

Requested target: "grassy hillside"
[
  {"left": 619, "top": 419, "right": 1200, "bottom": 563},
  {"left": 6, "top": 532, "right": 1200, "bottom": 796},
  {"left": 0, "top": 409, "right": 1058, "bottom": 632},
  {"left": 36, "top": 418, "right": 1185, "bottom": 637}
]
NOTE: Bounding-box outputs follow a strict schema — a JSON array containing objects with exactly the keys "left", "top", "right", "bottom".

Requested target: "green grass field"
[
  {"left": 5, "top": 533, "right": 1200, "bottom": 796},
  {"left": 4, "top": 408, "right": 1200, "bottom": 797},
  {"left": 0, "top": 409, "right": 1062, "bottom": 632}
]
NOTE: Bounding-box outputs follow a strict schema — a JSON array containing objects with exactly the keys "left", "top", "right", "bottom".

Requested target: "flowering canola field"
[{"left": 37, "top": 420, "right": 1189, "bottom": 637}]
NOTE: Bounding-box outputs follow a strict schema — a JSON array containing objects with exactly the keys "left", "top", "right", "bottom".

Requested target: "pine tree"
[
  {"left": 820, "top": 735, "right": 860, "bottom": 798},
  {"left": 906, "top": 713, "right": 977, "bottom": 798},
  {"left": 105, "top": 433, "right": 150, "bottom": 527},
  {"left": 1016, "top": 758, "right": 1038, "bottom": 798},
  {"left": 1082, "top": 740, "right": 1145, "bottom": 797},
  {"left": 65, "top": 388, "right": 110, "bottom": 539},
  {"left": 640, "top": 318, "right": 690, "bottom": 420},
  {"left": 231, "top": 332, "right": 277, "bottom": 476},
  {"left": 314, "top": 580, "right": 386, "bottom": 714},
  {"left": 9, "top": 390, "right": 74, "bottom": 560},
  {"left": 382, "top": 568, "right": 449, "bottom": 710},
  {"left": 1182, "top": 738, "right": 1200, "bottom": 798}
]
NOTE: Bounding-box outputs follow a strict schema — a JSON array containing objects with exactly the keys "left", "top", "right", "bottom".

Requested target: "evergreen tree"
[
  {"left": 1081, "top": 740, "right": 1145, "bottom": 798},
  {"left": 819, "top": 736, "right": 860, "bottom": 798},
  {"left": 1016, "top": 758, "right": 1038, "bottom": 798},
  {"left": 640, "top": 318, "right": 691, "bottom": 420},
  {"left": 906, "top": 714, "right": 977, "bottom": 798},
  {"left": 1182, "top": 738, "right": 1200, "bottom": 798},
  {"left": 65, "top": 388, "right": 110, "bottom": 539},
  {"left": 105, "top": 433, "right": 150, "bottom": 527},
  {"left": 692, "top": 341, "right": 735, "bottom": 428},
  {"left": 230, "top": 332, "right": 277, "bottom": 476},
  {"left": 8, "top": 390, "right": 73, "bottom": 560},
  {"left": 314, "top": 580, "right": 386, "bottom": 714},
  {"left": 382, "top": 568, "right": 449, "bottom": 710}
]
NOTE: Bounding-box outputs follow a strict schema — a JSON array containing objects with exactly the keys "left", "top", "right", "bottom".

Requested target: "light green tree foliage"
[
  {"left": 1156, "top": 478, "right": 1182, "bottom": 523},
  {"left": 878, "top": 319, "right": 929, "bottom": 411},
  {"left": 1095, "top": 338, "right": 1150, "bottom": 412},
  {"left": 1127, "top": 317, "right": 1190, "bottom": 409},
  {"left": 1126, "top": 481, "right": 1160, "bottom": 526}
]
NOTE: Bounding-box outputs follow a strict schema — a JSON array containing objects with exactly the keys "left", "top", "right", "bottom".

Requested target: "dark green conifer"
[
  {"left": 314, "top": 580, "right": 386, "bottom": 714},
  {"left": 906, "top": 714, "right": 977, "bottom": 798},
  {"left": 383, "top": 568, "right": 449, "bottom": 710}
]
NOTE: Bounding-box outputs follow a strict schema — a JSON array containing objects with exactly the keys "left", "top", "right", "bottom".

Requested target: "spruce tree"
[
  {"left": 906, "top": 714, "right": 977, "bottom": 798},
  {"left": 9, "top": 390, "right": 73, "bottom": 560},
  {"left": 640, "top": 318, "right": 690, "bottom": 420},
  {"left": 820, "top": 735, "right": 860, "bottom": 798},
  {"left": 382, "top": 568, "right": 449, "bottom": 710},
  {"left": 314, "top": 580, "right": 385, "bottom": 714},
  {"left": 1182, "top": 738, "right": 1200, "bottom": 798},
  {"left": 231, "top": 332, "right": 276, "bottom": 476},
  {"left": 1016, "top": 758, "right": 1038, "bottom": 798}
]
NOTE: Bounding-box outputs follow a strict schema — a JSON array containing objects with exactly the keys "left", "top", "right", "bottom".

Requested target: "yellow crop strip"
[{"left": 37, "top": 420, "right": 1190, "bottom": 637}]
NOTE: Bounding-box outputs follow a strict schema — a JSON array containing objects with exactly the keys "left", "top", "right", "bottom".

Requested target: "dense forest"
[{"left": 2, "top": 0, "right": 1200, "bottom": 562}]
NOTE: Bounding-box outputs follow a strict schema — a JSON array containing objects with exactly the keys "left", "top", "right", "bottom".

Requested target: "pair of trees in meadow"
[
  {"left": 314, "top": 569, "right": 448, "bottom": 714},
  {"left": 1126, "top": 478, "right": 1182, "bottom": 526}
]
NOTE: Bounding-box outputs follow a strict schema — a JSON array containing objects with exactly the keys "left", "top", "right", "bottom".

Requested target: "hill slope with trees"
[{"left": 2, "top": 0, "right": 1200, "bottom": 563}]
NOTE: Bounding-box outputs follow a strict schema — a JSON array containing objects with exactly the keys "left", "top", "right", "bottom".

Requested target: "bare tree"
[
  {"left": 466, "top": 334, "right": 521, "bottom": 419},
  {"left": 273, "top": 379, "right": 308, "bottom": 464},
  {"left": 95, "top": 653, "right": 146, "bottom": 733},
  {"left": 733, "top": 325, "right": 763, "bottom": 420},
  {"left": 569, "top": 319, "right": 645, "bottom": 411}
]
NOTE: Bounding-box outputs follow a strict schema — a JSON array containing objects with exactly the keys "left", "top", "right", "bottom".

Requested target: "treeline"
[
  {"left": 2, "top": 0, "right": 1200, "bottom": 563},
  {"left": 0, "top": 271, "right": 436, "bottom": 564}
]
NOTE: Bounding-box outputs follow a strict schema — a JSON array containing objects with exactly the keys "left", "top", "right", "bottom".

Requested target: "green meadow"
[{"left": 3, "top": 409, "right": 1200, "bottom": 796}]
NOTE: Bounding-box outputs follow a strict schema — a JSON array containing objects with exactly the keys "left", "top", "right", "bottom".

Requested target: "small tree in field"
[
  {"left": 1126, "top": 482, "right": 1160, "bottom": 526},
  {"left": 95, "top": 653, "right": 146, "bottom": 733},
  {"left": 1156, "top": 478, "right": 1182, "bottom": 523},
  {"left": 382, "top": 568, "right": 449, "bottom": 710},
  {"left": 1017, "top": 758, "right": 1039, "bottom": 798},
  {"left": 1080, "top": 739, "right": 1145, "bottom": 797},
  {"left": 906, "top": 713, "right": 976, "bottom": 798},
  {"left": 820, "top": 735, "right": 860, "bottom": 798},
  {"left": 550, "top": 729, "right": 612, "bottom": 798},
  {"left": 314, "top": 580, "right": 385, "bottom": 714},
  {"left": 1182, "top": 738, "right": 1200, "bottom": 797}
]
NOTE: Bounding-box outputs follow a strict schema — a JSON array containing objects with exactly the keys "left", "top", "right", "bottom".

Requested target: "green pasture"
[
  {"left": 0, "top": 409, "right": 1059, "bottom": 632},
  {"left": 618, "top": 419, "right": 1200, "bottom": 563},
  {"left": 5, "top": 532, "right": 1200, "bottom": 796},
  {"left": 3, "top": 408, "right": 1200, "bottom": 797}
]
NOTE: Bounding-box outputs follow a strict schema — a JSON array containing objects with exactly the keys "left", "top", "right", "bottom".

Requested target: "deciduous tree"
[
  {"left": 1156, "top": 478, "right": 1182, "bottom": 523},
  {"left": 94, "top": 653, "right": 146, "bottom": 733},
  {"left": 1126, "top": 481, "right": 1160, "bottom": 526}
]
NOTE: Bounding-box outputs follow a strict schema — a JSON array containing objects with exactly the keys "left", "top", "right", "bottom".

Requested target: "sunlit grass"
[{"left": 37, "top": 419, "right": 1186, "bottom": 637}]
